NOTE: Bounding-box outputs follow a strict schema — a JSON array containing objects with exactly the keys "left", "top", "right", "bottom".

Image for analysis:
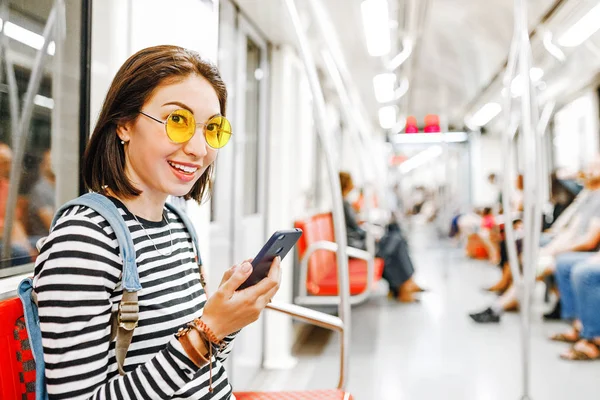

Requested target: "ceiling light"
[
  {"left": 470, "top": 102, "right": 501, "bottom": 127},
  {"left": 379, "top": 106, "right": 396, "bottom": 129},
  {"left": 530, "top": 67, "right": 544, "bottom": 81},
  {"left": 399, "top": 146, "right": 443, "bottom": 174},
  {"left": 361, "top": 0, "right": 391, "bottom": 57},
  {"left": 34, "top": 94, "right": 54, "bottom": 109},
  {"left": 392, "top": 132, "right": 468, "bottom": 144},
  {"left": 558, "top": 3, "right": 600, "bottom": 47},
  {"left": 2, "top": 20, "right": 54, "bottom": 55},
  {"left": 510, "top": 68, "right": 544, "bottom": 97},
  {"left": 373, "top": 73, "right": 396, "bottom": 103}
]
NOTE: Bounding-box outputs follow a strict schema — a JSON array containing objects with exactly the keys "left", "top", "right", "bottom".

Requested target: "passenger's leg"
[
  {"left": 486, "top": 262, "right": 512, "bottom": 292},
  {"left": 560, "top": 261, "right": 600, "bottom": 360},
  {"left": 555, "top": 253, "right": 594, "bottom": 320},
  {"left": 573, "top": 262, "right": 600, "bottom": 339},
  {"left": 379, "top": 232, "right": 419, "bottom": 302},
  {"left": 479, "top": 230, "right": 500, "bottom": 264}
]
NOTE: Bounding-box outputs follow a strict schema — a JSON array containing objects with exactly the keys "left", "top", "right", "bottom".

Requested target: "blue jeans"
[
  {"left": 555, "top": 252, "right": 595, "bottom": 320},
  {"left": 572, "top": 261, "right": 600, "bottom": 339}
]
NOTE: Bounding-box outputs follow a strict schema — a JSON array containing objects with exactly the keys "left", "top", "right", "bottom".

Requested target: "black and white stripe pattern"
[{"left": 33, "top": 197, "right": 236, "bottom": 399}]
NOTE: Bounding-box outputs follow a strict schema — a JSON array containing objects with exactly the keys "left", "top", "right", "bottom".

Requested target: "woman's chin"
[{"left": 171, "top": 181, "right": 199, "bottom": 197}]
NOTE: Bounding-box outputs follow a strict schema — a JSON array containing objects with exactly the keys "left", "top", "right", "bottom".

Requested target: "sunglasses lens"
[
  {"left": 204, "top": 116, "right": 232, "bottom": 149},
  {"left": 166, "top": 109, "right": 195, "bottom": 143}
]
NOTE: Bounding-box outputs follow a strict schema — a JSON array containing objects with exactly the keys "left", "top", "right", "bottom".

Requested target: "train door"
[{"left": 211, "top": 0, "right": 270, "bottom": 382}]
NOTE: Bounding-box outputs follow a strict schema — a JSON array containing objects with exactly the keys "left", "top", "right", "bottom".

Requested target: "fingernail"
[{"left": 241, "top": 263, "right": 252, "bottom": 272}]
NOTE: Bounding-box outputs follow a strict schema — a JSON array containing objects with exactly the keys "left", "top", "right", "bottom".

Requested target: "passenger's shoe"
[
  {"left": 469, "top": 307, "right": 500, "bottom": 323},
  {"left": 543, "top": 301, "right": 562, "bottom": 321}
]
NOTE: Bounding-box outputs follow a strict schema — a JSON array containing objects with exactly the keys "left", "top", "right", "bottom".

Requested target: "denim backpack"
[{"left": 16, "top": 193, "right": 202, "bottom": 400}]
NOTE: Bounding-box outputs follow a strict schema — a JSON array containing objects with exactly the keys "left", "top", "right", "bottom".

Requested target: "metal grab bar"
[
  {"left": 295, "top": 240, "right": 375, "bottom": 305},
  {"left": 283, "top": 0, "right": 351, "bottom": 389},
  {"left": 266, "top": 301, "right": 346, "bottom": 389}
]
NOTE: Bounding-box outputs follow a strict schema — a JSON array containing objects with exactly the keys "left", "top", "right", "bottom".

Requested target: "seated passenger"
[
  {"left": 0, "top": 143, "right": 35, "bottom": 268},
  {"left": 27, "top": 149, "right": 56, "bottom": 248},
  {"left": 536, "top": 157, "right": 600, "bottom": 277},
  {"left": 543, "top": 171, "right": 577, "bottom": 231},
  {"left": 469, "top": 159, "right": 600, "bottom": 323},
  {"left": 484, "top": 219, "right": 523, "bottom": 294},
  {"left": 33, "top": 45, "right": 279, "bottom": 399},
  {"left": 339, "top": 171, "right": 423, "bottom": 303},
  {"left": 478, "top": 207, "right": 500, "bottom": 264}
]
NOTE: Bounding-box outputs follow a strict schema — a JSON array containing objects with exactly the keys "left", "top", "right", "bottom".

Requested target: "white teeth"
[{"left": 168, "top": 161, "right": 198, "bottom": 173}]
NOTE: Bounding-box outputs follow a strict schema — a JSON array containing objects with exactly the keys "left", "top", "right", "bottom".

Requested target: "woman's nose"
[{"left": 182, "top": 127, "right": 209, "bottom": 159}]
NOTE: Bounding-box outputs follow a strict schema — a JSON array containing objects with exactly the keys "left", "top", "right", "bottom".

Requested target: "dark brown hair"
[
  {"left": 339, "top": 171, "right": 354, "bottom": 195},
  {"left": 83, "top": 45, "right": 227, "bottom": 202}
]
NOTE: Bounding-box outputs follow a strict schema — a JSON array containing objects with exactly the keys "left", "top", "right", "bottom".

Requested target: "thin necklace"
[{"left": 132, "top": 210, "right": 173, "bottom": 256}]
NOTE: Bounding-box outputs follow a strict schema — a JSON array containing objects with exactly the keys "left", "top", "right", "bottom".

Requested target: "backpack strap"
[
  {"left": 17, "top": 277, "right": 49, "bottom": 400},
  {"left": 51, "top": 193, "right": 140, "bottom": 375},
  {"left": 165, "top": 200, "right": 205, "bottom": 286}
]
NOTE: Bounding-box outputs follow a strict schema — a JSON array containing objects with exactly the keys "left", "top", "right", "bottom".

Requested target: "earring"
[{"left": 121, "top": 140, "right": 125, "bottom": 145}]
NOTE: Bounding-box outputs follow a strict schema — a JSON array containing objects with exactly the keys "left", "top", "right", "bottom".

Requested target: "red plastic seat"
[
  {"left": 235, "top": 389, "right": 353, "bottom": 399},
  {"left": 0, "top": 297, "right": 36, "bottom": 400},
  {"left": 295, "top": 212, "right": 383, "bottom": 296},
  {"left": 314, "top": 258, "right": 384, "bottom": 296}
]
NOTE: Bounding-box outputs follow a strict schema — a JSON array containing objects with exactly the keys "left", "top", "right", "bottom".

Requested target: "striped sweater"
[{"left": 33, "top": 197, "right": 236, "bottom": 399}]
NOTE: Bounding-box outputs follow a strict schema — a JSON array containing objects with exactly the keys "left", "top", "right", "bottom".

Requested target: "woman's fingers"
[
  {"left": 246, "top": 257, "right": 281, "bottom": 297},
  {"left": 220, "top": 262, "right": 253, "bottom": 295},
  {"left": 257, "top": 284, "right": 280, "bottom": 308},
  {"left": 219, "top": 265, "right": 237, "bottom": 287}
]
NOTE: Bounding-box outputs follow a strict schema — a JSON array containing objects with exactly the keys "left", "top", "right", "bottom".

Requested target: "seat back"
[
  {"left": 0, "top": 297, "right": 36, "bottom": 400},
  {"left": 295, "top": 212, "right": 336, "bottom": 293}
]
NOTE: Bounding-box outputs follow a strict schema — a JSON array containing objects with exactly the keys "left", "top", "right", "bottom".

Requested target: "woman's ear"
[{"left": 116, "top": 123, "right": 131, "bottom": 143}]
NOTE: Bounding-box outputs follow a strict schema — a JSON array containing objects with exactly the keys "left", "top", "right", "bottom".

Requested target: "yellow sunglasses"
[{"left": 139, "top": 109, "right": 232, "bottom": 149}]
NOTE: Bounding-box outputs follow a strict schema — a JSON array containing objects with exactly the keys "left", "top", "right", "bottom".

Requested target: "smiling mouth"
[{"left": 168, "top": 161, "right": 199, "bottom": 175}]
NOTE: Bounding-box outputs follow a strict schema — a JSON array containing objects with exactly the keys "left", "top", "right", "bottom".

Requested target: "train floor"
[{"left": 235, "top": 223, "right": 600, "bottom": 399}]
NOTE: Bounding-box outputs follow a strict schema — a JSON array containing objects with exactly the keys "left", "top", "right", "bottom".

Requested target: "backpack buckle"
[{"left": 118, "top": 301, "right": 139, "bottom": 331}]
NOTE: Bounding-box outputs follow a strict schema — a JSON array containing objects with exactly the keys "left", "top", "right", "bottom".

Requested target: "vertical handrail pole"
[
  {"left": 502, "top": 0, "right": 543, "bottom": 398},
  {"left": 283, "top": 0, "right": 351, "bottom": 390},
  {"left": 321, "top": 49, "right": 376, "bottom": 278},
  {"left": 501, "top": 2, "right": 522, "bottom": 293},
  {"left": 517, "top": 0, "right": 542, "bottom": 398},
  {"left": 305, "top": 0, "right": 386, "bottom": 208},
  {"left": 537, "top": 101, "right": 556, "bottom": 207}
]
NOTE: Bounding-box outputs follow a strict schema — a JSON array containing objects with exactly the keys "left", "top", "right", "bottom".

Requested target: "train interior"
[{"left": 1, "top": 0, "right": 600, "bottom": 398}]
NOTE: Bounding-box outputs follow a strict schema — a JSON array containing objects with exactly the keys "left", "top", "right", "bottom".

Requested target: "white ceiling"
[{"left": 235, "top": 0, "right": 589, "bottom": 131}]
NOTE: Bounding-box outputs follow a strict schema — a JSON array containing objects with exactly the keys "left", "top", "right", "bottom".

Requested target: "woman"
[
  {"left": 33, "top": 45, "right": 280, "bottom": 399},
  {"left": 339, "top": 172, "right": 422, "bottom": 302}
]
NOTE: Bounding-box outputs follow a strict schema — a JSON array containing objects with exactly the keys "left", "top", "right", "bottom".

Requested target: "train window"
[
  {"left": 0, "top": 1, "right": 83, "bottom": 280},
  {"left": 243, "top": 37, "right": 262, "bottom": 216}
]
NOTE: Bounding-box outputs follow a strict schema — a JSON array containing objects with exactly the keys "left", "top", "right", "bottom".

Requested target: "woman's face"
[{"left": 117, "top": 74, "right": 220, "bottom": 200}]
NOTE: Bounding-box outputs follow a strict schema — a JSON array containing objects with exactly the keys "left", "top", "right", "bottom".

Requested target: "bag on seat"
[{"left": 16, "top": 193, "right": 202, "bottom": 400}]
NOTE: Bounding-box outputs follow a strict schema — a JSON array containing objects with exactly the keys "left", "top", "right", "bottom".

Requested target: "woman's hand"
[{"left": 200, "top": 257, "right": 281, "bottom": 340}]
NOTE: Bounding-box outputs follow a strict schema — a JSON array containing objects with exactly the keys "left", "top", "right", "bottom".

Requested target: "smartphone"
[{"left": 237, "top": 228, "right": 303, "bottom": 290}]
